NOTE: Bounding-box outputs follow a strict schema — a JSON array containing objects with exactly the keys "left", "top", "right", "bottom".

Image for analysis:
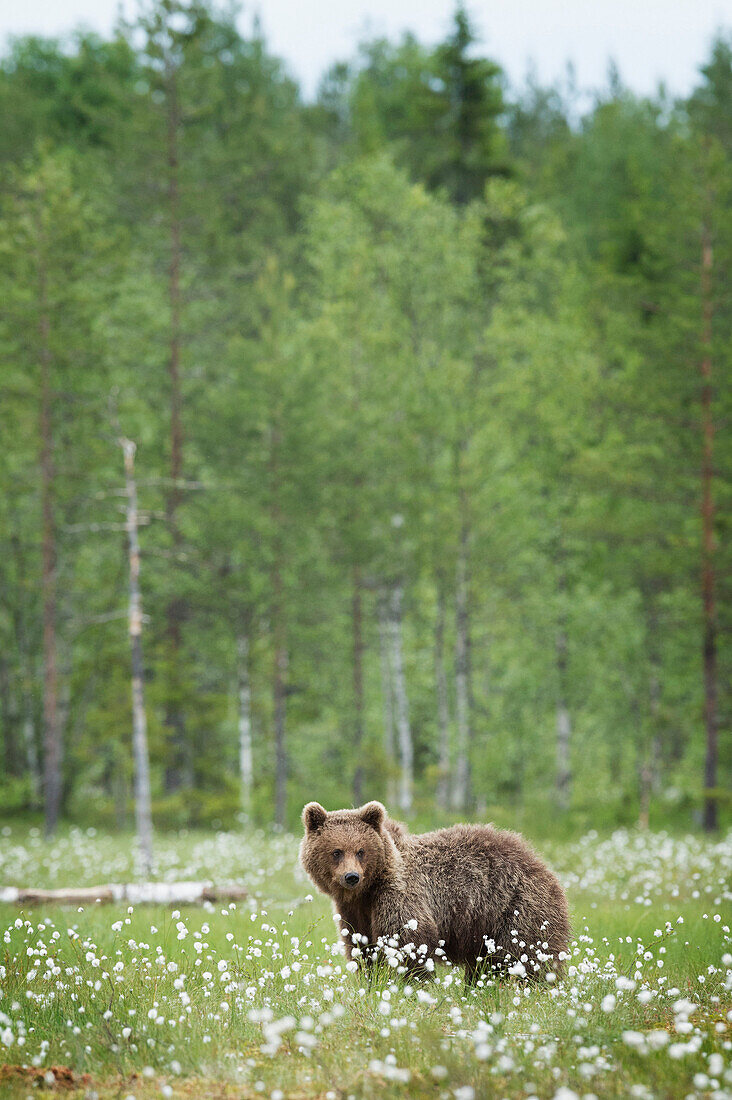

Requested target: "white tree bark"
[
  {"left": 22, "top": 696, "right": 41, "bottom": 808},
  {"left": 387, "top": 583, "right": 413, "bottom": 815},
  {"left": 434, "top": 583, "right": 451, "bottom": 811},
  {"left": 639, "top": 642, "right": 662, "bottom": 828},
  {"left": 0, "top": 882, "right": 248, "bottom": 906},
  {"left": 237, "top": 631, "right": 253, "bottom": 817},
  {"left": 639, "top": 595, "right": 663, "bottom": 828},
  {"left": 452, "top": 533, "right": 471, "bottom": 812},
  {"left": 121, "top": 437, "right": 154, "bottom": 877},
  {"left": 377, "top": 594, "right": 398, "bottom": 807}
]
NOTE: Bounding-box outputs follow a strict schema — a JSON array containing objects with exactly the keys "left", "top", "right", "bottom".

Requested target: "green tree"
[
  {"left": 0, "top": 148, "right": 118, "bottom": 831},
  {"left": 321, "top": 5, "right": 508, "bottom": 203}
]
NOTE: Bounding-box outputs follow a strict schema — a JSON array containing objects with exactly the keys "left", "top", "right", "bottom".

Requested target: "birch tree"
[
  {"left": 434, "top": 579, "right": 451, "bottom": 810},
  {"left": 119, "top": 435, "right": 154, "bottom": 876},
  {"left": 377, "top": 593, "right": 398, "bottom": 806},
  {"left": 237, "top": 629, "right": 253, "bottom": 818},
  {"left": 35, "top": 175, "right": 61, "bottom": 837},
  {"left": 134, "top": 0, "right": 190, "bottom": 793},
  {"left": 387, "top": 582, "right": 413, "bottom": 816},
  {"left": 452, "top": 517, "right": 472, "bottom": 811}
]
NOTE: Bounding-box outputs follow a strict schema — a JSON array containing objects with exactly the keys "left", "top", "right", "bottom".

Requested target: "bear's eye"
[
  {"left": 356, "top": 849, "right": 365, "bottom": 860},
  {"left": 332, "top": 849, "right": 343, "bottom": 861}
]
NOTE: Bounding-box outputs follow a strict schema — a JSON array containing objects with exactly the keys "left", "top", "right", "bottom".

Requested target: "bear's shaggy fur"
[{"left": 299, "top": 800, "right": 570, "bottom": 978}]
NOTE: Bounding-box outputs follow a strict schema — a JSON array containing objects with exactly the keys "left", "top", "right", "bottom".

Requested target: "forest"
[{"left": 0, "top": 0, "right": 730, "bottom": 840}]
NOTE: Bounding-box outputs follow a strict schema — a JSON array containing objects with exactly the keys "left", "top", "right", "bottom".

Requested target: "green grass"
[{"left": 0, "top": 824, "right": 730, "bottom": 1098}]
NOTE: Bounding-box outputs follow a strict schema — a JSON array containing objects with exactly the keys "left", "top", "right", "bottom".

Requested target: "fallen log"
[{"left": 0, "top": 882, "right": 248, "bottom": 906}]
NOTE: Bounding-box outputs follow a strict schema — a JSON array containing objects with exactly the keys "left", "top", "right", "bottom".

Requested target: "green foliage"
[
  {"left": 0, "top": 3, "right": 729, "bottom": 833},
  {"left": 320, "top": 5, "right": 508, "bottom": 201}
]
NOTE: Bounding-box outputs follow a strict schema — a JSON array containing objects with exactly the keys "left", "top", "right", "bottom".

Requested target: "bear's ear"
[
  {"left": 302, "top": 802, "right": 327, "bottom": 832},
  {"left": 358, "top": 801, "right": 386, "bottom": 831}
]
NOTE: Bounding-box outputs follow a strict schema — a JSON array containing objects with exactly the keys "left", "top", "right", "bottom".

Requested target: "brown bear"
[{"left": 299, "top": 800, "right": 570, "bottom": 979}]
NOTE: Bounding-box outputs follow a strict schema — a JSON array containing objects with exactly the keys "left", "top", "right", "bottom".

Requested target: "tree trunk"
[
  {"left": 2, "top": 883, "right": 249, "bottom": 906},
  {"left": 377, "top": 593, "right": 398, "bottom": 807},
  {"left": 237, "top": 629, "right": 253, "bottom": 818},
  {"left": 166, "top": 63, "right": 183, "bottom": 508},
  {"left": 121, "top": 437, "right": 154, "bottom": 878},
  {"left": 272, "top": 575, "right": 288, "bottom": 830},
  {"left": 19, "top": 644, "right": 41, "bottom": 808},
  {"left": 37, "top": 230, "right": 61, "bottom": 837},
  {"left": 648, "top": 668, "right": 661, "bottom": 772},
  {"left": 352, "top": 567, "right": 365, "bottom": 804},
  {"left": 700, "top": 217, "right": 718, "bottom": 832},
  {"left": 112, "top": 741, "right": 128, "bottom": 831},
  {"left": 22, "top": 706, "right": 41, "bottom": 809},
  {"left": 452, "top": 518, "right": 472, "bottom": 812},
  {"left": 163, "top": 57, "right": 189, "bottom": 794},
  {"left": 0, "top": 660, "right": 19, "bottom": 777},
  {"left": 268, "top": 415, "right": 288, "bottom": 829},
  {"left": 555, "top": 627, "right": 571, "bottom": 811},
  {"left": 638, "top": 754, "right": 652, "bottom": 830},
  {"left": 387, "top": 583, "right": 412, "bottom": 816},
  {"left": 10, "top": 536, "right": 42, "bottom": 806},
  {"left": 639, "top": 595, "right": 662, "bottom": 829},
  {"left": 434, "top": 579, "right": 451, "bottom": 811}
]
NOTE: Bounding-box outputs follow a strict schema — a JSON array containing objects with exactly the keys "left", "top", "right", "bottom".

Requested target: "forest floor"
[{"left": 0, "top": 824, "right": 730, "bottom": 1099}]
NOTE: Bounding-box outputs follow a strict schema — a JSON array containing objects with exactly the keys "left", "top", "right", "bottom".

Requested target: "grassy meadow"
[{"left": 0, "top": 824, "right": 730, "bottom": 1099}]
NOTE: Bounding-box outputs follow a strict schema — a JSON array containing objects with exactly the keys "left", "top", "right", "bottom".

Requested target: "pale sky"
[{"left": 1, "top": 0, "right": 729, "bottom": 101}]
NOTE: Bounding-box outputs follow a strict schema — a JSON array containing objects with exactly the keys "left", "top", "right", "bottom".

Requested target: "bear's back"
[{"left": 396, "top": 822, "right": 568, "bottom": 964}]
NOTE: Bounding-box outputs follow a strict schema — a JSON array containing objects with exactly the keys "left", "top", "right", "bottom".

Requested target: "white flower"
[
  {"left": 646, "top": 1030, "right": 669, "bottom": 1050},
  {"left": 708, "top": 1053, "right": 723, "bottom": 1076}
]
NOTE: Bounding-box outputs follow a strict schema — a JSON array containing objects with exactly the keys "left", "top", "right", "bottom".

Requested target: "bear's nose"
[{"left": 344, "top": 871, "right": 360, "bottom": 888}]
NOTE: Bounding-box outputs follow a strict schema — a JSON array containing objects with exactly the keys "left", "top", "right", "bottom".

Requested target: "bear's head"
[{"left": 299, "top": 800, "right": 396, "bottom": 900}]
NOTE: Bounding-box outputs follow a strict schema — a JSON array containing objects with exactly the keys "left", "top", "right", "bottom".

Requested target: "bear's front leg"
[
  {"left": 369, "top": 892, "right": 440, "bottom": 977},
  {"left": 336, "top": 910, "right": 372, "bottom": 967}
]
